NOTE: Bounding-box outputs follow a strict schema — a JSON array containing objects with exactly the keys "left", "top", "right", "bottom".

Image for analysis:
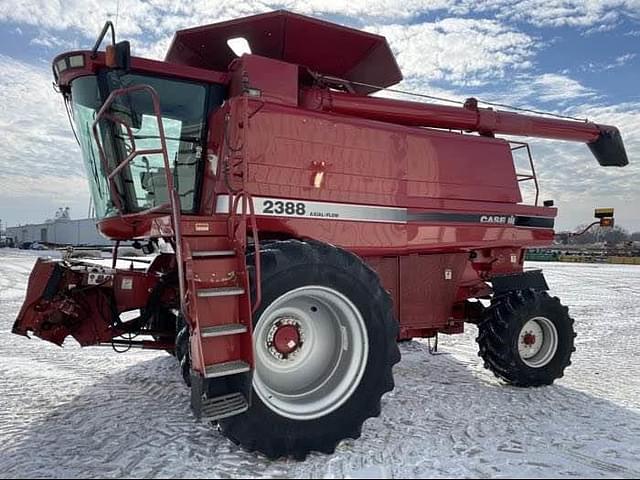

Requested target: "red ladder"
[
  {"left": 183, "top": 96, "right": 261, "bottom": 420},
  {"left": 93, "top": 87, "right": 259, "bottom": 420}
]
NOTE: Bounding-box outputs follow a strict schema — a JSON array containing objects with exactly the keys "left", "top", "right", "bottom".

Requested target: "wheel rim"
[
  {"left": 518, "top": 316, "right": 559, "bottom": 368},
  {"left": 253, "top": 285, "right": 369, "bottom": 420}
]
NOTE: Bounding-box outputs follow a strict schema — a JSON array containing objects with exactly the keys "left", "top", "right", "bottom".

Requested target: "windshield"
[{"left": 71, "top": 72, "right": 217, "bottom": 218}]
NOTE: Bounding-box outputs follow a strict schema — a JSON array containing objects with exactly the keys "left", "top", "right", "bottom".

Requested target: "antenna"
[{"left": 115, "top": 0, "right": 121, "bottom": 32}]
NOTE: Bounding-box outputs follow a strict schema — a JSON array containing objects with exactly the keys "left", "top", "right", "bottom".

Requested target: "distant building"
[
  {"left": 0, "top": 219, "right": 8, "bottom": 247},
  {"left": 6, "top": 212, "right": 111, "bottom": 247}
]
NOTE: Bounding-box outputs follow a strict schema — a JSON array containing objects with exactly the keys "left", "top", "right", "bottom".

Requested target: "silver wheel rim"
[
  {"left": 253, "top": 285, "right": 369, "bottom": 420},
  {"left": 518, "top": 316, "right": 558, "bottom": 368}
]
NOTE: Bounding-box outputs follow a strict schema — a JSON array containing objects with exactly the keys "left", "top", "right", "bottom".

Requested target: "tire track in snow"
[{"left": 1, "top": 253, "right": 639, "bottom": 478}]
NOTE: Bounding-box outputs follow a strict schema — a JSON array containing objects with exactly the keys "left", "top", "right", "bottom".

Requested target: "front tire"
[
  {"left": 477, "top": 289, "right": 576, "bottom": 387},
  {"left": 219, "top": 239, "right": 400, "bottom": 459}
]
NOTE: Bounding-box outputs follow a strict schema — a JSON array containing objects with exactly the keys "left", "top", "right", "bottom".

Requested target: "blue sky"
[{"left": 0, "top": 0, "right": 638, "bottom": 232}]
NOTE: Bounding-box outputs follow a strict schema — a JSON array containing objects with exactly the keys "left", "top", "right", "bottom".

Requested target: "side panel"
[
  {"left": 205, "top": 98, "right": 555, "bottom": 254},
  {"left": 244, "top": 102, "right": 522, "bottom": 206},
  {"left": 398, "top": 253, "right": 467, "bottom": 333},
  {"left": 365, "top": 253, "right": 469, "bottom": 337}
]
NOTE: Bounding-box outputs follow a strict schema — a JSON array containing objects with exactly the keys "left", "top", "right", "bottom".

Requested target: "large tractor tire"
[
  {"left": 219, "top": 239, "right": 400, "bottom": 460},
  {"left": 477, "top": 289, "right": 576, "bottom": 387}
]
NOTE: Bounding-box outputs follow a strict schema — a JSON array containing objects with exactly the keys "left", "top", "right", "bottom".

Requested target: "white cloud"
[
  {"left": 0, "top": 55, "right": 90, "bottom": 225},
  {"left": 0, "top": 0, "right": 451, "bottom": 42},
  {"left": 2, "top": 0, "right": 639, "bottom": 49},
  {"left": 516, "top": 73, "right": 598, "bottom": 104},
  {"left": 0, "top": 175, "right": 90, "bottom": 226},
  {"left": 0, "top": 0, "right": 140, "bottom": 38},
  {"left": 370, "top": 18, "right": 536, "bottom": 87},
  {"left": 581, "top": 53, "right": 638, "bottom": 72},
  {"left": 29, "top": 33, "right": 81, "bottom": 50},
  {"left": 453, "top": 0, "right": 640, "bottom": 29},
  {"left": 0, "top": 55, "right": 80, "bottom": 177},
  {"left": 610, "top": 53, "right": 637, "bottom": 67}
]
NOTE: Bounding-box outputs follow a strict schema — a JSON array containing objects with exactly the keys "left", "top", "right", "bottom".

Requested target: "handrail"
[
  {"left": 230, "top": 191, "right": 262, "bottom": 314},
  {"left": 226, "top": 96, "right": 262, "bottom": 314},
  {"left": 510, "top": 141, "right": 540, "bottom": 206},
  {"left": 92, "top": 84, "right": 187, "bottom": 315}
]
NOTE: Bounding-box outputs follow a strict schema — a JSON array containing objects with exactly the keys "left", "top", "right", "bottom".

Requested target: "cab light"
[
  {"left": 56, "top": 59, "right": 68, "bottom": 75},
  {"left": 68, "top": 55, "right": 85, "bottom": 68}
]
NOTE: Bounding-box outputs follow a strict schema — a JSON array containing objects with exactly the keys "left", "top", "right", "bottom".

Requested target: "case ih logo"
[{"left": 480, "top": 215, "right": 517, "bottom": 225}]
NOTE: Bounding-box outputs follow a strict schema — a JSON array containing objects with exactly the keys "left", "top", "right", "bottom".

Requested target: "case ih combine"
[{"left": 14, "top": 11, "right": 628, "bottom": 459}]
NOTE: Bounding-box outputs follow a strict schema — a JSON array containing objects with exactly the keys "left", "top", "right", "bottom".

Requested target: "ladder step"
[
  {"left": 205, "top": 360, "right": 251, "bottom": 379},
  {"left": 192, "top": 250, "right": 236, "bottom": 258},
  {"left": 201, "top": 324, "right": 248, "bottom": 338},
  {"left": 197, "top": 287, "right": 245, "bottom": 298},
  {"left": 200, "top": 393, "right": 248, "bottom": 421}
]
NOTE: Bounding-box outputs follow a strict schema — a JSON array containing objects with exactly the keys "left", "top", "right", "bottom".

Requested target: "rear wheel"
[
  {"left": 477, "top": 289, "right": 576, "bottom": 387},
  {"left": 219, "top": 239, "right": 400, "bottom": 459}
]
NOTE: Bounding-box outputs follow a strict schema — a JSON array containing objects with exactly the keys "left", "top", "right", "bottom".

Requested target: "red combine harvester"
[{"left": 14, "top": 11, "right": 628, "bottom": 459}]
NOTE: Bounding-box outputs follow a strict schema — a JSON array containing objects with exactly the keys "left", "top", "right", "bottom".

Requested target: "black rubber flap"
[
  {"left": 588, "top": 126, "right": 629, "bottom": 167},
  {"left": 492, "top": 269, "right": 549, "bottom": 295}
]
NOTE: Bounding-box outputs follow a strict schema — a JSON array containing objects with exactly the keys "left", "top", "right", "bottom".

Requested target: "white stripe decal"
[
  {"left": 216, "top": 195, "right": 407, "bottom": 224},
  {"left": 214, "top": 195, "right": 554, "bottom": 228}
]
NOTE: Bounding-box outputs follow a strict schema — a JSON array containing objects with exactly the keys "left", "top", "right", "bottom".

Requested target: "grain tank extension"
[{"left": 13, "top": 11, "right": 629, "bottom": 459}]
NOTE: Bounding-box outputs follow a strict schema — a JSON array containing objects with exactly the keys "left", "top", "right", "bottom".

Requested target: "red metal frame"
[
  {"left": 165, "top": 10, "right": 402, "bottom": 94},
  {"left": 53, "top": 51, "right": 229, "bottom": 89},
  {"left": 304, "top": 88, "right": 605, "bottom": 142}
]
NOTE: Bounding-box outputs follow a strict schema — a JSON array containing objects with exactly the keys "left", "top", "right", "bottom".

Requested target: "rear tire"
[
  {"left": 219, "top": 239, "right": 400, "bottom": 459},
  {"left": 477, "top": 289, "right": 576, "bottom": 387}
]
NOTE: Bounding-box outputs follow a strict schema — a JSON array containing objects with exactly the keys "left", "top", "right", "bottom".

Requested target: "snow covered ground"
[{"left": 1, "top": 249, "right": 639, "bottom": 478}]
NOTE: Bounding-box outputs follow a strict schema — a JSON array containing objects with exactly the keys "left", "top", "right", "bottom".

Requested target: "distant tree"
[
  {"left": 631, "top": 232, "right": 640, "bottom": 242},
  {"left": 566, "top": 225, "right": 630, "bottom": 246},
  {"left": 603, "top": 226, "right": 629, "bottom": 246},
  {"left": 567, "top": 224, "right": 597, "bottom": 245}
]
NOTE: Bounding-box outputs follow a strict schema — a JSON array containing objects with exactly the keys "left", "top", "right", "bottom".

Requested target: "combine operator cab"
[
  {"left": 14, "top": 11, "right": 629, "bottom": 460},
  {"left": 71, "top": 73, "right": 219, "bottom": 218},
  {"left": 59, "top": 48, "right": 226, "bottom": 222}
]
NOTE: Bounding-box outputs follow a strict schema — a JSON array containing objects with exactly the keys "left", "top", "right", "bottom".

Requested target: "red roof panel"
[{"left": 165, "top": 10, "right": 403, "bottom": 93}]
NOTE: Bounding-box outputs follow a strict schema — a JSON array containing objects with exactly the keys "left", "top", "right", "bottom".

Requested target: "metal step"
[
  {"left": 192, "top": 250, "right": 236, "bottom": 258},
  {"left": 197, "top": 287, "right": 245, "bottom": 298},
  {"left": 205, "top": 360, "right": 251, "bottom": 379},
  {"left": 200, "top": 393, "right": 249, "bottom": 421},
  {"left": 201, "top": 324, "right": 248, "bottom": 338}
]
